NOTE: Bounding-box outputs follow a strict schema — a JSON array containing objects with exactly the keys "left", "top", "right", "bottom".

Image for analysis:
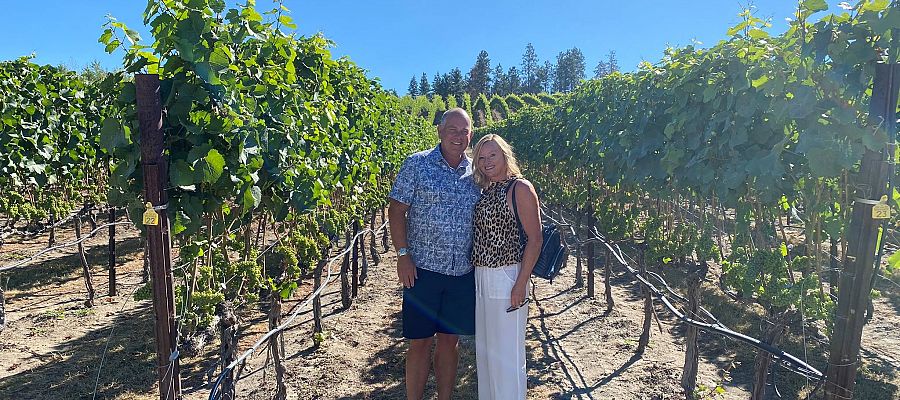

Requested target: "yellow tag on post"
[
  {"left": 872, "top": 195, "right": 891, "bottom": 220},
  {"left": 143, "top": 202, "right": 160, "bottom": 226}
]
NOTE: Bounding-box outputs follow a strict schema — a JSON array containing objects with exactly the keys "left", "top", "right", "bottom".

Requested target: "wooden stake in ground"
[
  {"left": 136, "top": 73, "right": 182, "bottom": 400},
  {"left": 74, "top": 213, "right": 95, "bottom": 307},
  {"left": 751, "top": 311, "right": 792, "bottom": 400},
  {"left": 681, "top": 263, "right": 707, "bottom": 397},
  {"left": 636, "top": 242, "right": 652, "bottom": 354},
  {"left": 825, "top": 63, "right": 900, "bottom": 400},
  {"left": 108, "top": 205, "right": 116, "bottom": 297},
  {"left": 604, "top": 249, "right": 614, "bottom": 313},
  {"left": 0, "top": 285, "right": 5, "bottom": 333},
  {"left": 369, "top": 211, "right": 380, "bottom": 266},
  {"left": 216, "top": 303, "right": 238, "bottom": 400},
  {"left": 586, "top": 241, "right": 596, "bottom": 298},
  {"left": 351, "top": 220, "right": 360, "bottom": 298},
  {"left": 313, "top": 250, "right": 328, "bottom": 335},
  {"left": 268, "top": 294, "right": 287, "bottom": 400},
  {"left": 341, "top": 228, "right": 352, "bottom": 309}
]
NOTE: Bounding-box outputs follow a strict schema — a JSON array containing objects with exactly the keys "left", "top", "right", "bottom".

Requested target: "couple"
[{"left": 388, "top": 108, "right": 542, "bottom": 400}]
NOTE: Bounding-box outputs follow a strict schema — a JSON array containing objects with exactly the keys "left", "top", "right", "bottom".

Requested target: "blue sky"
[{"left": 1, "top": 1, "right": 842, "bottom": 93}]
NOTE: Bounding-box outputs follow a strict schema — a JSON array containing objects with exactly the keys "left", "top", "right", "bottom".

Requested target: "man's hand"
[{"left": 397, "top": 255, "right": 417, "bottom": 288}]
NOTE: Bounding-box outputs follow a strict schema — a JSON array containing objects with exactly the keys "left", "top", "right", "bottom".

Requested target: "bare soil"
[{"left": 1, "top": 218, "right": 898, "bottom": 400}]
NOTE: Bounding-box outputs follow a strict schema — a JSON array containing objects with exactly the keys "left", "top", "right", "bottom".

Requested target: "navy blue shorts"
[{"left": 402, "top": 268, "right": 475, "bottom": 339}]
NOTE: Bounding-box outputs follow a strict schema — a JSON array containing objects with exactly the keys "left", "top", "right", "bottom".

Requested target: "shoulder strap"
[{"left": 507, "top": 178, "right": 525, "bottom": 238}]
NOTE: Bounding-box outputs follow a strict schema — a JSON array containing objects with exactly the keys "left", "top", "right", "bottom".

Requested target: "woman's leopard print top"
[{"left": 472, "top": 177, "right": 525, "bottom": 268}]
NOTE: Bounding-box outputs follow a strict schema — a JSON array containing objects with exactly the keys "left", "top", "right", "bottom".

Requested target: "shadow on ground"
[{"left": 0, "top": 304, "right": 157, "bottom": 399}]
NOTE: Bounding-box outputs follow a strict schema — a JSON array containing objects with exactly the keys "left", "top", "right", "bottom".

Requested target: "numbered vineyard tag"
[
  {"left": 872, "top": 195, "right": 891, "bottom": 220},
  {"left": 143, "top": 202, "right": 160, "bottom": 226}
]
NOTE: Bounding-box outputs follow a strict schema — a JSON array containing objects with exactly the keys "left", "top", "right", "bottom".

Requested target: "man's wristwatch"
[{"left": 397, "top": 247, "right": 409, "bottom": 257}]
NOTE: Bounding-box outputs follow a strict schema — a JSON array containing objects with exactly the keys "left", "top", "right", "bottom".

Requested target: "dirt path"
[{"left": 1, "top": 219, "right": 898, "bottom": 399}]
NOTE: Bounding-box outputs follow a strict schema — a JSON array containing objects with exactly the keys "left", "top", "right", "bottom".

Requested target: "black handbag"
[{"left": 508, "top": 179, "right": 567, "bottom": 282}]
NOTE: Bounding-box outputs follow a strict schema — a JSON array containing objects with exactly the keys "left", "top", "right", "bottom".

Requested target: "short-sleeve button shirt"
[{"left": 389, "top": 145, "right": 482, "bottom": 276}]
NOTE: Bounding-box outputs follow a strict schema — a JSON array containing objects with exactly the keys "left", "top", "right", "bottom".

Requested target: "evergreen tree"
[
  {"left": 538, "top": 60, "right": 553, "bottom": 93},
  {"left": 594, "top": 60, "right": 609, "bottom": 79},
  {"left": 419, "top": 72, "right": 431, "bottom": 98},
  {"left": 553, "top": 47, "right": 585, "bottom": 93},
  {"left": 607, "top": 50, "right": 619, "bottom": 74},
  {"left": 593, "top": 50, "right": 619, "bottom": 79},
  {"left": 506, "top": 66, "right": 522, "bottom": 94},
  {"left": 466, "top": 50, "right": 492, "bottom": 97},
  {"left": 447, "top": 68, "right": 466, "bottom": 100},
  {"left": 521, "top": 43, "right": 541, "bottom": 93},
  {"left": 408, "top": 76, "right": 419, "bottom": 97},
  {"left": 433, "top": 72, "right": 450, "bottom": 98},
  {"left": 492, "top": 63, "right": 506, "bottom": 96}
]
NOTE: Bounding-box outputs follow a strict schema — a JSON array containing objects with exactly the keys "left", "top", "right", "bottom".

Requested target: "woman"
[{"left": 471, "top": 134, "right": 542, "bottom": 400}]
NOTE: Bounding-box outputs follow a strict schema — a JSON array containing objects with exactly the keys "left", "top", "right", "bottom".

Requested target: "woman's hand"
[{"left": 510, "top": 281, "right": 528, "bottom": 310}]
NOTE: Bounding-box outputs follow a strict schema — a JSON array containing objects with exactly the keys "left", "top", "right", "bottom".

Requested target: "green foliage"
[
  {"left": 478, "top": 1, "right": 898, "bottom": 329},
  {"left": 96, "top": 0, "right": 434, "bottom": 333},
  {"left": 536, "top": 92, "right": 557, "bottom": 105},
  {"left": 519, "top": 93, "right": 542, "bottom": 107},
  {"left": 0, "top": 57, "right": 114, "bottom": 226},
  {"left": 488, "top": 95, "right": 510, "bottom": 120},
  {"left": 472, "top": 93, "right": 491, "bottom": 127},
  {"left": 504, "top": 94, "right": 525, "bottom": 112}
]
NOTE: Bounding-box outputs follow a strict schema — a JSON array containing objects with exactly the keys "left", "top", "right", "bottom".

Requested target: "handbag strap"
[{"left": 506, "top": 178, "right": 526, "bottom": 243}]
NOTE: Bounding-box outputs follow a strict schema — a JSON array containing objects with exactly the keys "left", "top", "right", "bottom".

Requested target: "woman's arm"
[{"left": 509, "top": 179, "right": 542, "bottom": 308}]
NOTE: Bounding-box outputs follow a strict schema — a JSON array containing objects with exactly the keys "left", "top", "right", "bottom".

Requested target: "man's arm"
[{"left": 388, "top": 199, "right": 417, "bottom": 288}]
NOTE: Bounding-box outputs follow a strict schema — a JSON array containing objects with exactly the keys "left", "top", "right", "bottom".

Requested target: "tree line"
[{"left": 407, "top": 43, "right": 619, "bottom": 98}]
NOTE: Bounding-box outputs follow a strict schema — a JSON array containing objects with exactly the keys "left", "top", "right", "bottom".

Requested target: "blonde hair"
[{"left": 472, "top": 134, "right": 522, "bottom": 188}]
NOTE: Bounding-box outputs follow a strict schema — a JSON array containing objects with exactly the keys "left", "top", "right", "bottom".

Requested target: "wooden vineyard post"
[
  {"left": 268, "top": 294, "right": 287, "bottom": 400},
  {"left": 636, "top": 241, "right": 652, "bottom": 354},
  {"left": 313, "top": 253, "right": 327, "bottom": 336},
  {"left": 825, "top": 63, "right": 900, "bottom": 400},
  {"left": 368, "top": 211, "right": 380, "bottom": 266},
  {"left": 341, "top": 228, "right": 352, "bottom": 309},
  {"left": 351, "top": 220, "right": 360, "bottom": 297},
  {"left": 74, "top": 212, "right": 96, "bottom": 307},
  {"left": 48, "top": 211, "right": 56, "bottom": 248},
  {"left": 216, "top": 303, "right": 238, "bottom": 400},
  {"left": 604, "top": 248, "right": 614, "bottom": 313},
  {"left": 586, "top": 241, "right": 595, "bottom": 298},
  {"left": 681, "top": 263, "right": 706, "bottom": 397},
  {"left": 108, "top": 205, "right": 117, "bottom": 297},
  {"left": 359, "top": 222, "right": 369, "bottom": 286},
  {"left": 0, "top": 286, "right": 5, "bottom": 333},
  {"left": 381, "top": 208, "right": 390, "bottom": 251},
  {"left": 574, "top": 211, "right": 585, "bottom": 288},
  {"left": 136, "top": 74, "right": 182, "bottom": 400}
]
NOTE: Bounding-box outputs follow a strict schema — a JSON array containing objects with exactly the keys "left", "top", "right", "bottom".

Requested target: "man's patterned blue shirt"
[{"left": 389, "top": 145, "right": 481, "bottom": 276}]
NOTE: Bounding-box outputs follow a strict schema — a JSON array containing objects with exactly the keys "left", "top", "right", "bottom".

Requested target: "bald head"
[{"left": 439, "top": 108, "right": 472, "bottom": 129}]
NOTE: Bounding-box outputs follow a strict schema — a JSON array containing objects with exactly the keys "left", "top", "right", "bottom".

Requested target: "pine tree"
[
  {"left": 538, "top": 60, "right": 553, "bottom": 93},
  {"left": 506, "top": 66, "right": 522, "bottom": 94},
  {"left": 553, "top": 47, "right": 585, "bottom": 93},
  {"left": 492, "top": 63, "right": 506, "bottom": 96},
  {"left": 408, "top": 76, "right": 419, "bottom": 97},
  {"left": 594, "top": 60, "right": 609, "bottom": 79},
  {"left": 419, "top": 72, "right": 431, "bottom": 98},
  {"left": 433, "top": 72, "right": 449, "bottom": 98},
  {"left": 607, "top": 50, "right": 619, "bottom": 74},
  {"left": 466, "top": 50, "right": 492, "bottom": 97},
  {"left": 448, "top": 68, "right": 466, "bottom": 100},
  {"left": 521, "top": 43, "right": 541, "bottom": 93}
]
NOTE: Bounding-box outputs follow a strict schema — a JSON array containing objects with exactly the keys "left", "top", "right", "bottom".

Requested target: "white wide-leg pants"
[{"left": 475, "top": 263, "right": 529, "bottom": 400}]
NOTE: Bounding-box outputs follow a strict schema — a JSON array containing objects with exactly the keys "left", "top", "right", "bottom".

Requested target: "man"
[{"left": 388, "top": 108, "right": 481, "bottom": 400}]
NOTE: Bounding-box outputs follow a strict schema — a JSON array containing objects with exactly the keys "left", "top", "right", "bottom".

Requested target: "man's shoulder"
[{"left": 406, "top": 147, "right": 436, "bottom": 161}]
